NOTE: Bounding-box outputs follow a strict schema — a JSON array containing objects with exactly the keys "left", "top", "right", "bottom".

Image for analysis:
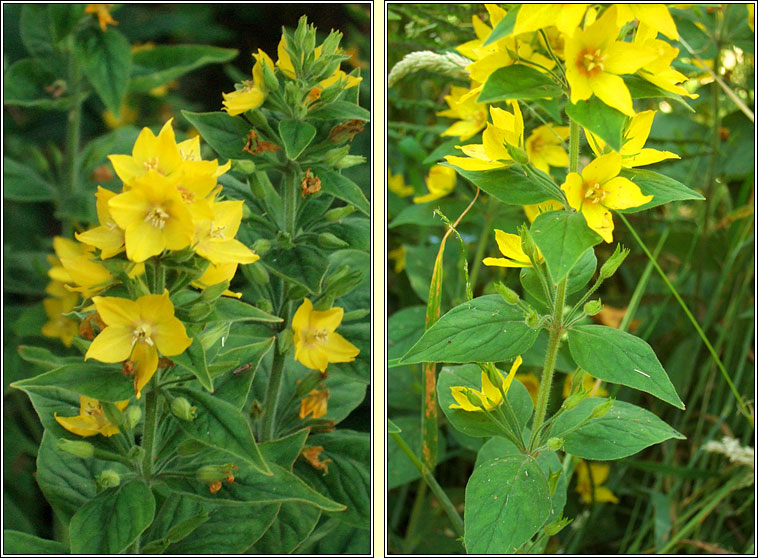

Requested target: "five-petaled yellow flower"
[
  {"left": 525, "top": 124, "right": 570, "bottom": 175},
  {"left": 55, "top": 395, "right": 129, "bottom": 437},
  {"left": 413, "top": 165, "right": 457, "bottom": 204},
  {"left": 85, "top": 4, "right": 118, "bottom": 31},
  {"left": 483, "top": 229, "right": 542, "bottom": 268},
  {"left": 561, "top": 152, "right": 653, "bottom": 243},
  {"left": 222, "top": 49, "right": 274, "bottom": 116},
  {"left": 436, "top": 85, "right": 489, "bottom": 142},
  {"left": 575, "top": 459, "right": 619, "bottom": 504},
  {"left": 449, "top": 356, "right": 523, "bottom": 412},
  {"left": 564, "top": 8, "right": 657, "bottom": 116},
  {"left": 292, "top": 298, "right": 360, "bottom": 373},
  {"left": 85, "top": 291, "right": 192, "bottom": 398}
]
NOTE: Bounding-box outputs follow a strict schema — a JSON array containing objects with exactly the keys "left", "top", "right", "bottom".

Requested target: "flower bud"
[
  {"left": 563, "top": 389, "right": 588, "bottom": 410},
  {"left": 544, "top": 515, "right": 572, "bottom": 536},
  {"left": 278, "top": 329, "right": 294, "bottom": 355},
  {"left": 335, "top": 155, "right": 366, "bottom": 169},
  {"left": 547, "top": 468, "right": 562, "bottom": 497},
  {"left": 124, "top": 405, "right": 142, "bottom": 430},
  {"left": 260, "top": 62, "right": 279, "bottom": 92},
  {"left": 547, "top": 437, "right": 564, "bottom": 451},
  {"left": 524, "top": 309, "right": 541, "bottom": 329},
  {"left": 101, "top": 401, "right": 124, "bottom": 427},
  {"left": 314, "top": 294, "right": 336, "bottom": 312},
  {"left": 319, "top": 30, "right": 342, "bottom": 57},
  {"left": 296, "top": 370, "right": 324, "bottom": 397},
  {"left": 171, "top": 397, "right": 197, "bottom": 421},
  {"left": 507, "top": 144, "right": 529, "bottom": 165},
  {"left": 583, "top": 299, "right": 603, "bottom": 316},
  {"left": 232, "top": 160, "right": 256, "bottom": 175},
  {"left": 599, "top": 244, "right": 629, "bottom": 280},
  {"left": 464, "top": 389, "right": 485, "bottom": 410},
  {"left": 196, "top": 463, "right": 237, "bottom": 483},
  {"left": 57, "top": 439, "right": 94, "bottom": 459},
  {"left": 519, "top": 225, "right": 540, "bottom": 265},
  {"left": 276, "top": 230, "right": 294, "bottom": 249},
  {"left": 570, "top": 368, "right": 586, "bottom": 394},
  {"left": 323, "top": 146, "right": 351, "bottom": 166},
  {"left": 255, "top": 298, "right": 274, "bottom": 314},
  {"left": 494, "top": 282, "right": 520, "bottom": 305},
  {"left": 247, "top": 262, "right": 270, "bottom": 285},
  {"left": 97, "top": 469, "right": 121, "bottom": 489},
  {"left": 342, "top": 308, "right": 370, "bottom": 321},
  {"left": 318, "top": 232, "right": 350, "bottom": 250},
  {"left": 249, "top": 174, "right": 268, "bottom": 199},
  {"left": 590, "top": 397, "right": 615, "bottom": 419},
  {"left": 128, "top": 446, "right": 145, "bottom": 461},
  {"left": 251, "top": 238, "right": 271, "bottom": 256},
  {"left": 324, "top": 205, "right": 356, "bottom": 222}
]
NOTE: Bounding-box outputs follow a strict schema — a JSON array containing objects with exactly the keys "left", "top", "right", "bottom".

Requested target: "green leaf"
[
  {"left": 208, "top": 297, "right": 282, "bottom": 324},
  {"left": 12, "top": 362, "right": 133, "bottom": 402},
  {"left": 265, "top": 244, "right": 329, "bottom": 295},
  {"left": 35, "top": 431, "right": 129, "bottom": 524},
  {"left": 616, "top": 168, "right": 705, "bottom": 213},
  {"left": 3, "top": 157, "right": 58, "bottom": 202},
  {"left": 388, "top": 418, "right": 402, "bottom": 433},
  {"left": 48, "top": 4, "right": 87, "bottom": 42},
  {"left": 259, "top": 429, "right": 309, "bottom": 469},
  {"left": 2, "top": 530, "right": 69, "bottom": 555},
  {"left": 294, "top": 430, "right": 370, "bottom": 528},
  {"left": 448, "top": 164, "right": 559, "bottom": 205},
  {"left": 161, "top": 462, "right": 345, "bottom": 512},
  {"left": 520, "top": 247, "right": 596, "bottom": 307},
  {"left": 482, "top": 6, "right": 519, "bottom": 45},
  {"left": 437, "top": 364, "right": 533, "bottom": 438},
  {"left": 279, "top": 120, "right": 317, "bottom": 160},
  {"left": 531, "top": 210, "right": 602, "bottom": 282},
  {"left": 248, "top": 503, "right": 320, "bottom": 554},
  {"left": 75, "top": 28, "right": 132, "bottom": 117},
  {"left": 307, "top": 101, "right": 370, "bottom": 121},
  {"left": 400, "top": 295, "right": 539, "bottom": 364},
  {"left": 624, "top": 74, "right": 694, "bottom": 112},
  {"left": 566, "top": 97, "right": 626, "bottom": 152},
  {"left": 316, "top": 168, "right": 371, "bottom": 216},
  {"left": 181, "top": 110, "right": 253, "bottom": 161},
  {"left": 69, "top": 480, "right": 155, "bottom": 554},
  {"left": 17, "top": 345, "right": 82, "bottom": 371},
  {"left": 465, "top": 455, "right": 551, "bottom": 554},
  {"left": 551, "top": 398, "right": 686, "bottom": 460},
  {"left": 478, "top": 65, "right": 563, "bottom": 102},
  {"left": 130, "top": 45, "right": 237, "bottom": 92},
  {"left": 567, "top": 325, "right": 685, "bottom": 409},
  {"left": 387, "top": 415, "right": 447, "bottom": 490},
  {"left": 172, "top": 334, "right": 214, "bottom": 393},
  {"left": 170, "top": 386, "right": 271, "bottom": 475},
  {"left": 20, "top": 5, "right": 54, "bottom": 58},
  {"left": 213, "top": 337, "right": 275, "bottom": 408},
  {"left": 389, "top": 198, "right": 471, "bottom": 229},
  {"left": 3, "top": 58, "right": 87, "bottom": 111}
]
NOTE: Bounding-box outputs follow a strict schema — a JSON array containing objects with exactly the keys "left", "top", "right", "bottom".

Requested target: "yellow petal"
[
  {"left": 295, "top": 344, "right": 329, "bottom": 372},
  {"left": 54, "top": 414, "right": 101, "bottom": 437},
  {"left": 482, "top": 257, "right": 530, "bottom": 268},
  {"left": 590, "top": 73, "right": 635, "bottom": 117},
  {"left": 502, "top": 355, "right": 522, "bottom": 394},
  {"left": 151, "top": 316, "right": 192, "bottom": 357},
  {"left": 94, "top": 296, "right": 140, "bottom": 326},
  {"left": 582, "top": 152, "right": 622, "bottom": 187},
  {"left": 75, "top": 226, "right": 124, "bottom": 259},
  {"left": 292, "top": 298, "right": 314, "bottom": 333},
  {"left": 131, "top": 341, "right": 159, "bottom": 398},
  {"left": 601, "top": 177, "right": 653, "bottom": 210},
  {"left": 125, "top": 220, "right": 166, "bottom": 262},
  {"left": 594, "top": 485, "right": 620, "bottom": 504},
  {"left": 561, "top": 173, "right": 585, "bottom": 211},
  {"left": 85, "top": 325, "right": 134, "bottom": 363},
  {"left": 444, "top": 156, "right": 504, "bottom": 172},
  {"left": 581, "top": 201, "right": 615, "bottom": 243},
  {"left": 624, "top": 148, "right": 679, "bottom": 168},
  {"left": 449, "top": 386, "right": 480, "bottom": 412},
  {"left": 310, "top": 306, "right": 345, "bottom": 334},
  {"left": 322, "top": 331, "right": 360, "bottom": 363}
]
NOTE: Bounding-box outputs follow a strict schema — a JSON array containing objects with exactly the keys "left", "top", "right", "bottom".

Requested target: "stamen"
[{"left": 144, "top": 207, "right": 170, "bottom": 229}]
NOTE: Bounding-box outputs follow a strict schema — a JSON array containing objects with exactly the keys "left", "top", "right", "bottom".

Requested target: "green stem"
[
  {"left": 402, "top": 480, "right": 427, "bottom": 554},
  {"left": 141, "top": 387, "right": 158, "bottom": 480},
  {"left": 93, "top": 449, "right": 134, "bottom": 468},
  {"left": 283, "top": 168, "right": 299, "bottom": 238},
  {"left": 568, "top": 119, "right": 580, "bottom": 174},
  {"left": 261, "top": 341, "right": 286, "bottom": 441},
  {"left": 389, "top": 432, "right": 465, "bottom": 538},
  {"left": 618, "top": 213, "right": 752, "bottom": 424},
  {"left": 529, "top": 277, "right": 567, "bottom": 451},
  {"left": 468, "top": 206, "right": 491, "bottom": 292}
]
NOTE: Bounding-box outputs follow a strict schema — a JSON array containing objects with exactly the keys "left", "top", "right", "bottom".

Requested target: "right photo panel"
[{"left": 387, "top": 3, "right": 755, "bottom": 555}]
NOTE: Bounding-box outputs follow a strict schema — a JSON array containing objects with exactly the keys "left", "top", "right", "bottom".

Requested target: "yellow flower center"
[
  {"left": 143, "top": 157, "right": 161, "bottom": 172},
  {"left": 132, "top": 323, "right": 154, "bottom": 346},
  {"left": 145, "top": 206, "right": 170, "bottom": 229},
  {"left": 84, "top": 399, "right": 105, "bottom": 418},
  {"left": 584, "top": 182, "right": 606, "bottom": 204},
  {"left": 578, "top": 48, "right": 606, "bottom": 77},
  {"left": 314, "top": 329, "right": 329, "bottom": 344},
  {"left": 177, "top": 186, "right": 194, "bottom": 203},
  {"left": 528, "top": 135, "right": 545, "bottom": 154},
  {"left": 209, "top": 222, "right": 226, "bottom": 240}
]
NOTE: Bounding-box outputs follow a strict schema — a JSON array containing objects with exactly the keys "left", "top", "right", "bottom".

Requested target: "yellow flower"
[
  {"left": 319, "top": 69, "right": 362, "bottom": 90},
  {"left": 561, "top": 152, "right": 653, "bottom": 243},
  {"left": 612, "top": 4, "right": 678, "bottom": 41},
  {"left": 483, "top": 229, "right": 542, "bottom": 268},
  {"left": 191, "top": 200, "right": 259, "bottom": 266},
  {"left": 516, "top": 372, "right": 540, "bottom": 406},
  {"left": 450, "top": 356, "right": 523, "bottom": 412},
  {"left": 512, "top": 4, "right": 590, "bottom": 37},
  {"left": 437, "top": 85, "right": 489, "bottom": 141},
  {"left": 222, "top": 49, "right": 275, "bottom": 116},
  {"left": 299, "top": 389, "right": 329, "bottom": 419},
  {"left": 85, "top": 4, "right": 118, "bottom": 31},
  {"left": 562, "top": 373, "right": 608, "bottom": 399},
  {"left": 564, "top": 8, "right": 657, "bottom": 116},
  {"left": 524, "top": 200, "right": 563, "bottom": 222},
  {"left": 176, "top": 135, "right": 232, "bottom": 178},
  {"left": 108, "top": 171, "right": 195, "bottom": 262},
  {"left": 586, "top": 110, "right": 680, "bottom": 168},
  {"left": 525, "top": 125, "right": 570, "bottom": 174},
  {"left": 388, "top": 246, "right": 406, "bottom": 274},
  {"left": 85, "top": 291, "right": 192, "bottom": 398},
  {"left": 55, "top": 395, "right": 129, "bottom": 437},
  {"left": 41, "top": 291, "right": 80, "bottom": 347},
  {"left": 292, "top": 298, "right": 360, "bottom": 373},
  {"left": 75, "top": 186, "right": 125, "bottom": 259},
  {"left": 52, "top": 236, "right": 114, "bottom": 297},
  {"left": 191, "top": 262, "right": 243, "bottom": 299},
  {"left": 388, "top": 170, "right": 413, "bottom": 197},
  {"left": 108, "top": 119, "right": 184, "bottom": 185},
  {"left": 444, "top": 101, "right": 523, "bottom": 172},
  {"left": 575, "top": 459, "right": 619, "bottom": 504},
  {"left": 633, "top": 23, "right": 698, "bottom": 99},
  {"left": 413, "top": 165, "right": 457, "bottom": 204}
]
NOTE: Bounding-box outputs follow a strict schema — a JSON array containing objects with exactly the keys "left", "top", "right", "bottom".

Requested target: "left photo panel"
[{"left": 3, "top": 3, "right": 372, "bottom": 555}]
